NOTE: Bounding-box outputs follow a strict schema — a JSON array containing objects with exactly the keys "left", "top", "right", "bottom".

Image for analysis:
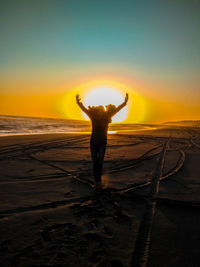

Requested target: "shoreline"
[
  {"left": 0, "top": 132, "right": 91, "bottom": 138},
  {"left": 0, "top": 127, "right": 158, "bottom": 138}
]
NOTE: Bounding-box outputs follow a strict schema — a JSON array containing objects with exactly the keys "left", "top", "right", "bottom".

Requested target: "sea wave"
[
  {"left": 0, "top": 115, "right": 90, "bottom": 136},
  {"left": 0, "top": 115, "right": 157, "bottom": 136}
]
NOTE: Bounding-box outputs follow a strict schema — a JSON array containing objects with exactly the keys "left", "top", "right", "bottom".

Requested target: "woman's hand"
[
  {"left": 125, "top": 93, "right": 129, "bottom": 103},
  {"left": 76, "top": 94, "right": 81, "bottom": 104}
]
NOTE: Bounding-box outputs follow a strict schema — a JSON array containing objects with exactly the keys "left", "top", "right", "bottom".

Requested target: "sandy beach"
[{"left": 0, "top": 125, "right": 200, "bottom": 267}]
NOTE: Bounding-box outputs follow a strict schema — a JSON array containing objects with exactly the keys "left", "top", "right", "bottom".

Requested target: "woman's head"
[
  {"left": 106, "top": 104, "right": 116, "bottom": 113},
  {"left": 88, "top": 105, "right": 105, "bottom": 116}
]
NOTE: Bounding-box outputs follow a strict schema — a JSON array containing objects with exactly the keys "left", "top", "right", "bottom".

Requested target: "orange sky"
[{"left": 1, "top": 75, "right": 200, "bottom": 123}]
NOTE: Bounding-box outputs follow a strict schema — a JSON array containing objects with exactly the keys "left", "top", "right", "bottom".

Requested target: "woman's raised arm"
[
  {"left": 76, "top": 94, "right": 90, "bottom": 116},
  {"left": 111, "top": 93, "right": 129, "bottom": 116}
]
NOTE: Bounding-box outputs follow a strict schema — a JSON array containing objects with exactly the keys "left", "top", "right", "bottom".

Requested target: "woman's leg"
[
  {"left": 96, "top": 145, "right": 106, "bottom": 182},
  {"left": 90, "top": 145, "right": 100, "bottom": 182}
]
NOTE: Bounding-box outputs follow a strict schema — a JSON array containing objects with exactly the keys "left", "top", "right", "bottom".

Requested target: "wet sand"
[{"left": 0, "top": 125, "right": 200, "bottom": 267}]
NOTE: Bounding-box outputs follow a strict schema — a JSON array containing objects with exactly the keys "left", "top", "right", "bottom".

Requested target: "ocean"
[
  {"left": 0, "top": 115, "right": 156, "bottom": 136},
  {"left": 0, "top": 115, "right": 91, "bottom": 136}
]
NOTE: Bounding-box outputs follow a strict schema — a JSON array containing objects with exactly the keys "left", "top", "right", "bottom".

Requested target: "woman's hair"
[
  {"left": 88, "top": 105, "right": 105, "bottom": 113},
  {"left": 88, "top": 105, "right": 111, "bottom": 121},
  {"left": 106, "top": 104, "right": 116, "bottom": 112}
]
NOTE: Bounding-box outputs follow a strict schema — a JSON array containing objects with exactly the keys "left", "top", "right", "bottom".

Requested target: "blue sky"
[{"left": 1, "top": 0, "right": 199, "bottom": 70}]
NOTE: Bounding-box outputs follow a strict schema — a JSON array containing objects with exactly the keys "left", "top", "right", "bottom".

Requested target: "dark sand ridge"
[{"left": 0, "top": 125, "right": 200, "bottom": 266}]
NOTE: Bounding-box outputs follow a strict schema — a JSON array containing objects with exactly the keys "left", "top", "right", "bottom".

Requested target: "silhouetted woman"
[{"left": 76, "top": 93, "right": 128, "bottom": 189}]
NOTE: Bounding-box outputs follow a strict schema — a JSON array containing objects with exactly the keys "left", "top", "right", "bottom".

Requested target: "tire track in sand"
[{"left": 130, "top": 139, "right": 169, "bottom": 267}]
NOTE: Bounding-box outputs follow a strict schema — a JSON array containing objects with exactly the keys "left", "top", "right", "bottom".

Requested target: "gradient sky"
[{"left": 1, "top": 0, "right": 200, "bottom": 122}]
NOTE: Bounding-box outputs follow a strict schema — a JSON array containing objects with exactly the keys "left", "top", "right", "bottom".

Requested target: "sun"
[
  {"left": 82, "top": 87, "right": 127, "bottom": 122},
  {"left": 58, "top": 80, "right": 147, "bottom": 123}
]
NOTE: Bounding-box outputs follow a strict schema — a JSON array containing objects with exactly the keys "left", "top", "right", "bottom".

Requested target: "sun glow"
[
  {"left": 58, "top": 80, "right": 147, "bottom": 123},
  {"left": 83, "top": 88, "right": 127, "bottom": 122}
]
